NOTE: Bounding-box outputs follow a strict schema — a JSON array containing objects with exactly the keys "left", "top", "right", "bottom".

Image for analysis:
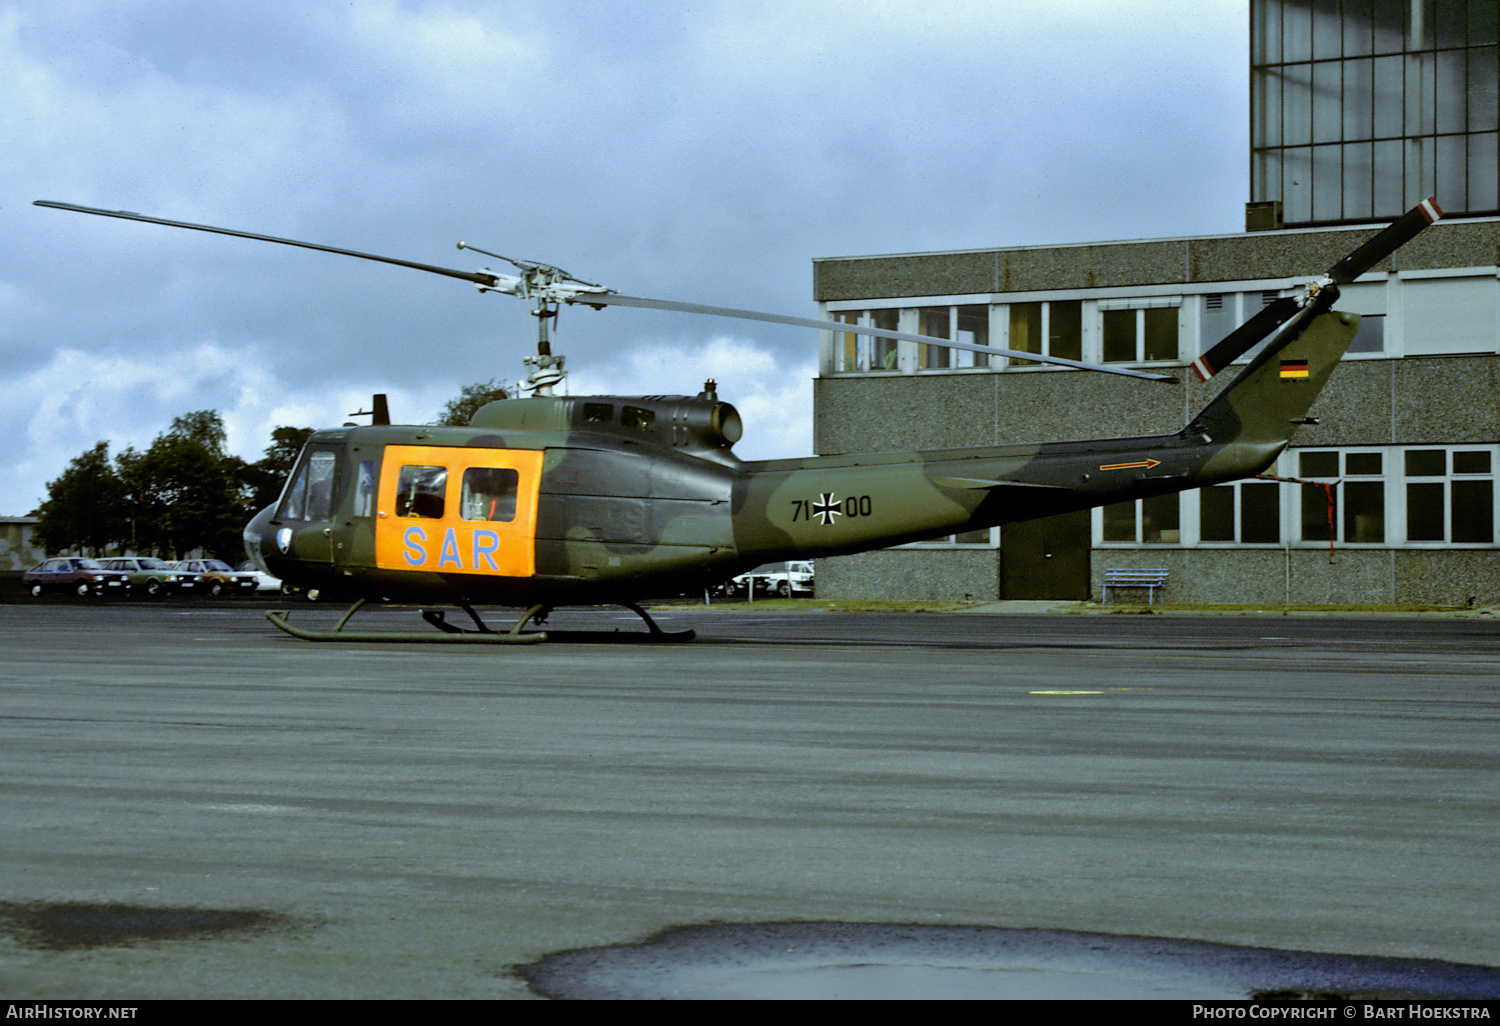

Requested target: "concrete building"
[
  {"left": 811, "top": 0, "right": 1499, "bottom": 605},
  {"left": 0, "top": 517, "right": 44, "bottom": 574}
]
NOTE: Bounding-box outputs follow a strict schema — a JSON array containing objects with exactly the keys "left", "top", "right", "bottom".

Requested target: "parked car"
[
  {"left": 236, "top": 559, "right": 291, "bottom": 595},
  {"left": 172, "top": 558, "right": 261, "bottom": 596},
  {"left": 730, "top": 560, "right": 815, "bottom": 598},
  {"left": 22, "top": 558, "right": 131, "bottom": 598},
  {"left": 98, "top": 556, "right": 197, "bottom": 597}
]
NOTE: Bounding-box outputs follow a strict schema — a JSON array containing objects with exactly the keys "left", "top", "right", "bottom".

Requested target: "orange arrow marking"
[{"left": 1099, "top": 458, "right": 1161, "bottom": 471}]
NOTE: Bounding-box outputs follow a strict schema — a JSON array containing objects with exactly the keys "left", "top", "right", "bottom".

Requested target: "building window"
[
  {"left": 918, "top": 307, "right": 952, "bottom": 369},
  {"left": 917, "top": 305, "right": 990, "bottom": 370},
  {"left": 835, "top": 309, "right": 901, "bottom": 372},
  {"left": 1405, "top": 448, "right": 1497, "bottom": 543},
  {"left": 902, "top": 527, "right": 998, "bottom": 548},
  {"left": 1097, "top": 448, "right": 1495, "bottom": 551},
  {"left": 1102, "top": 493, "right": 1181, "bottom": 544},
  {"left": 1007, "top": 300, "right": 1081, "bottom": 366},
  {"left": 870, "top": 309, "right": 899, "bottom": 369},
  {"left": 1299, "top": 449, "right": 1386, "bottom": 544},
  {"left": 1401, "top": 275, "right": 1499, "bottom": 356},
  {"left": 1200, "top": 480, "right": 1282, "bottom": 544},
  {"left": 1349, "top": 313, "right": 1386, "bottom": 353},
  {"left": 1100, "top": 300, "right": 1180, "bottom": 363},
  {"left": 1252, "top": 0, "right": 1500, "bottom": 224}
]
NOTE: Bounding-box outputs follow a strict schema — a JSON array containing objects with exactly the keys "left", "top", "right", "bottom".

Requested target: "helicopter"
[{"left": 34, "top": 197, "right": 1443, "bottom": 643}]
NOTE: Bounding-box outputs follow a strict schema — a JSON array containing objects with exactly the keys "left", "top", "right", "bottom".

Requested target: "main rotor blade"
[
  {"left": 34, "top": 200, "right": 501, "bottom": 288},
  {"left": 573, "top": 292, "right": 1179, "bottom": 383},
  {"left": 1190, "top": 196, "right": 1442, "bottom": 382}
]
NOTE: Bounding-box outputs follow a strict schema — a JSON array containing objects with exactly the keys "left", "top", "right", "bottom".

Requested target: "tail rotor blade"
[
  {"left": 1191, "top": 196, "right": 1442, "bottom": 381},
  {"left": 1326, "top": 196, "right": 1442, "bottom": 285},
  {"left": 1190, "top": 296, "right": 1300, "bottom": 382}
]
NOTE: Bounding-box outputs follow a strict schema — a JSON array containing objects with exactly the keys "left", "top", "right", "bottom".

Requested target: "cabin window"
[
  {"left": 279, "top": 449, "right": 339, "bottom": 522},
  {"left": 353, "top": 460, "right": 376, "bottom": 518},
  {"left": 396, "top": 465, "right": 447, "bottom": 518},
  {"left": 583, "top": 403, "right": 613, "bottom": 423},
  {"left": 461, "top": 467, "right": 520, "bottom": 523}
]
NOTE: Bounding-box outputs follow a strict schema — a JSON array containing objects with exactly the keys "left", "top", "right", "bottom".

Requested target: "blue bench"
[{"left": 1102, "top": 568, "right": 1170, "bottom": 605}]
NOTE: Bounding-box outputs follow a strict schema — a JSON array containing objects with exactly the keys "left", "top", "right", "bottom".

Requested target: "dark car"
[
  {"left": 22, "top": 558, "right": 131, "bottom": 598},
  {"left": 98, "top": 556, "right": 197, "bottom": 597},
  {"left": 172, "top": 558, "right": 261, "bottom": 596}
]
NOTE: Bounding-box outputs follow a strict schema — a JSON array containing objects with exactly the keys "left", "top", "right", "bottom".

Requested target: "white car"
[
  {"left": 236, "top": 560, "right": 289, "bottom": 594},
  {"left": 731, "top": 560, "right": 815, "bottom": 598}
]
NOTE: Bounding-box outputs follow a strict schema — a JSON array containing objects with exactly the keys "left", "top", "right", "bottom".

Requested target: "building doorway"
[{"left": 1000, "top": 511, "right": 1090, "bottom": 600}]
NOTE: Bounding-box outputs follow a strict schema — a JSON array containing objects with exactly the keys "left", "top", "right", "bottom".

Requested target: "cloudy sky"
[{"left": 3, "top": 0, "right": 1249, "bottom": 515}]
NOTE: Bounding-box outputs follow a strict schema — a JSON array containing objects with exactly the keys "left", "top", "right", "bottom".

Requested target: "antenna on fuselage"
[{"left": 349, "top": 394, "right": 391, "bottom": 426}]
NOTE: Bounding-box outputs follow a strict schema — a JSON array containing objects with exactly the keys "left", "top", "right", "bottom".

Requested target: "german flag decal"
[{"left": 1280, "top": 359, "right": 1310, "bottom": 379}]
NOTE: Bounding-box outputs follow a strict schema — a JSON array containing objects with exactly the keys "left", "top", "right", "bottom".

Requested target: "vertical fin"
[{"left": 1190, "top": 310, "right": 1360, "bottom": 452}]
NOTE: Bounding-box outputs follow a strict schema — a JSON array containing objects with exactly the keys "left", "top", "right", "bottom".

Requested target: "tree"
[
  {"left": 33, "top": 441, "right": 128, "bottom": 555},
  {"left": 123, "top": 433, "right": 239, "bottom": 559},
  {"left": 434, "top": 379, "right": 515, "bottom": 427},
  {"left": 167, "top": 410, "right": 228, "bottom": 458},
  {"left": 34, "top": 412, "right": 316, "bottom": 561}
]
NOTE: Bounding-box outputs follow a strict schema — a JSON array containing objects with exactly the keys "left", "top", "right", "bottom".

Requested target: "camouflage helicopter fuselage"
[{"left": 246, "top": 310, "right": 1358, "bottom": 607}]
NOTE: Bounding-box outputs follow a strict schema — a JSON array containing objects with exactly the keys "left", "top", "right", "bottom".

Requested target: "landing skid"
[
  {"left": 265, "top": 598, "right": 695, "bottom": 643},
  {"left": 522, "top": 601, "right": 697, "bottom": 644}
]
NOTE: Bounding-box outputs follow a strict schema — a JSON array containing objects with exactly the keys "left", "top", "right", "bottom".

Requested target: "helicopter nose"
[{"left": 243, "top": 504, "right": 277, "bottom": 575}]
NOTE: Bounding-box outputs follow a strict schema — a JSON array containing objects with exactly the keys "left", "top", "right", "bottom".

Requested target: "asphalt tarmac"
[{"left": 0, "top": 601, "right": 1496, "bottom": 999}]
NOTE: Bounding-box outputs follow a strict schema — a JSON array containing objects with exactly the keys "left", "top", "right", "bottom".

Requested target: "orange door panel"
[{"left": 375, "top": 445, "right": 543, "bottom": 577}]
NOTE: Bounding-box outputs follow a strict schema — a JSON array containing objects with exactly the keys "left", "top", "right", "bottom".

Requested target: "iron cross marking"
[{"left": 812, "top": 492, "right": 841, "bottom": 525}]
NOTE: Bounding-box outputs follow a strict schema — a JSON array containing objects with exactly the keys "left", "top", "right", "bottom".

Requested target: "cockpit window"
[
  {"left": 280, "top": 449, "right": 339, "bottom": 521},
  {"left": 582, "top": 402, "right": 613, "bottom": 424},
  {"left": 461, "top": 467, "right": 519, "bottom": 522},
  {"left": 396, "top": 465, "right": 447, "bottom": 518}
]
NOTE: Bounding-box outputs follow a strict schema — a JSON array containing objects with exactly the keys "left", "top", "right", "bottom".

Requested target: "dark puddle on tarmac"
[
  {"left": 0, "top": 900, "right": 289, "bottom": 951},
  {"left": 516, "top": 922, "right": 1500, "bottom": 1000}
]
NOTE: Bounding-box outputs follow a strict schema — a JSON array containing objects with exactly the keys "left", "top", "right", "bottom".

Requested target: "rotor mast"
[{"left": 457, "top": 242, "right": 609, "bottom": 396}]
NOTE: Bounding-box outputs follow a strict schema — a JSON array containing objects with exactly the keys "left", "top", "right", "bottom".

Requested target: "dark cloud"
[{"left": 2, "top": 0, "right": 1247, "bottom": 512}]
